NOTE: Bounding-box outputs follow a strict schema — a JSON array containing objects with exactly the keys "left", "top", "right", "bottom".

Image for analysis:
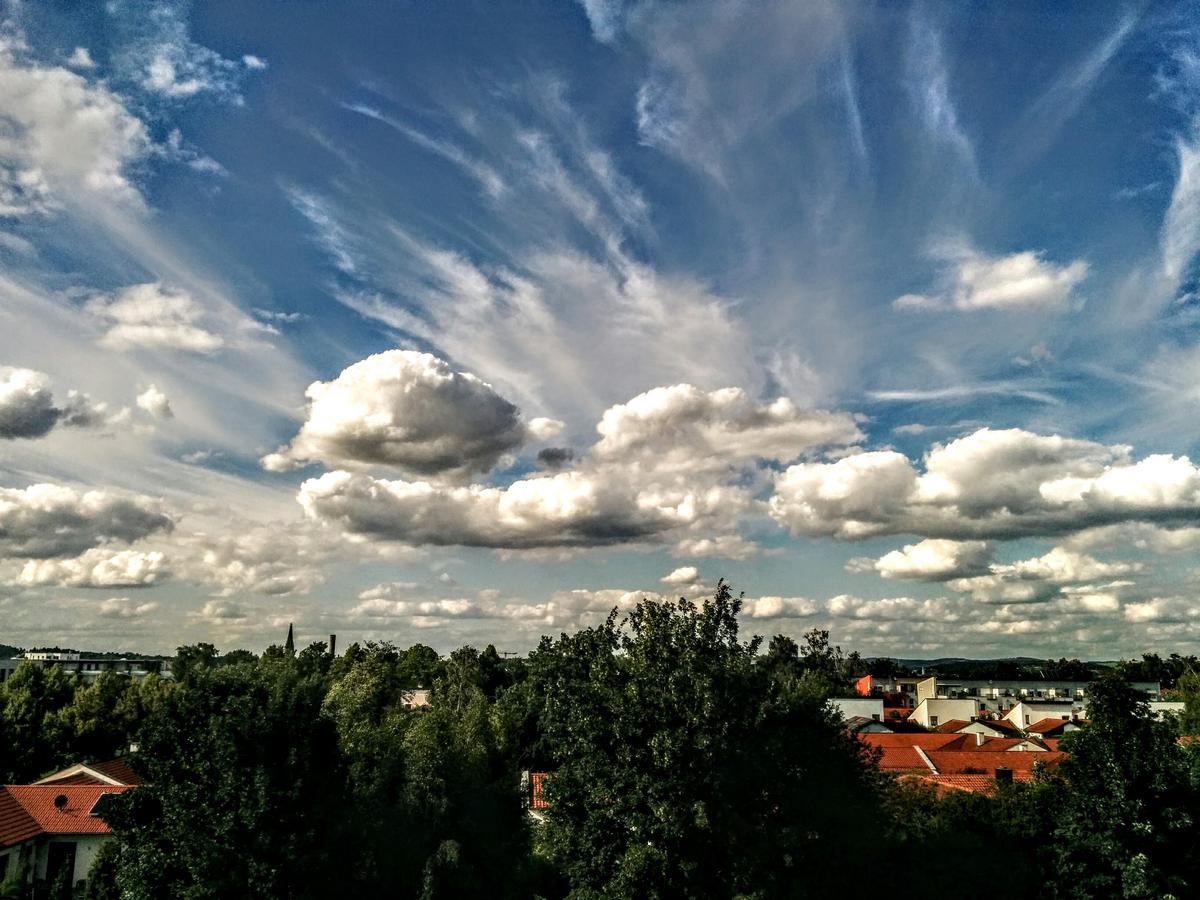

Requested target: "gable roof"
[
  {"left": 1026, "top": 717, "right": 1075, "bottom": 736},
  {"left": 0, "top": 785, "right": 130, "bottom": 848},
  {"left": 924, "top": 750, "right": 1066, "bottom": 777},
  {"left": 934, "top": 719, "right": 971, "bottom": 733},
  {"left": 35, "top": 758, "right": 141, "bottom": 787}
]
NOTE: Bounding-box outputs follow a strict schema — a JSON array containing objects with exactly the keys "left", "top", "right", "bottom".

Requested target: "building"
[
  {"left": 1004, "top": 700, "right": 1077, "bottom": 728},
  {"left": 0, "top": 653, "right": 172, "bottom": 684},
  {"left": 908, "top": 697, "right": 979, "bottom": 729},
  {"left": 829, "top": 697, "right": 884, "bottom": 723},
  {"left": 0, "top": 784, "right": 130, "bottom": 891},
  {"left": 867, "top": 674, "right": 1161, "bottom": 716}
]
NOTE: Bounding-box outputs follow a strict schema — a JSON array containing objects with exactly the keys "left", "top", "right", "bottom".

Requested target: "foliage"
[{"left": 522, "top": 581, "right": 887, "bottom": 898}]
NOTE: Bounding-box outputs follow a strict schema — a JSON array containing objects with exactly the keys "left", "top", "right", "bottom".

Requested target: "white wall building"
[
  {"left": 1004, "top": 700, "right": 1077, "bottom": 728},
  {"left": 829, "top": 698, "right": 884, "bottom": 722},
  {"left": 908, "top": 698, "right": 979, "bottom": 728}
]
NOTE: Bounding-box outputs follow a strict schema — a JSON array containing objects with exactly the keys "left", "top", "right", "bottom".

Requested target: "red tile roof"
[
  {"left": 902, "top": 773, "right": 998, "bottom": 795},
  {"left": 924, "top": 751, "right": 1066, "bottom": 777},
  {"left": 35, "top": 759, "right": 141, "bottom": 788},
  {"left": 934, "top": 719, "right": 971, "bottom": 733},
  {"left": 1026, "top": 718, "right": 1074, "bottom": 735},
  {"left": 858, "top": 733, "right": 967, "bottom": 750},
  {"left": 0, "top": 785, "right": 130, "bottom": 848}
]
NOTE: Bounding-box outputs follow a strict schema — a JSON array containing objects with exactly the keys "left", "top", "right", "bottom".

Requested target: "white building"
[
  {"left": 0, "top": 785, "right": 130, "bottom": 891},
  {"left": 829, "top": 697, "right": 884, "bottom": 723},
  {"left": 1004, "top": 700, "right": 1077, "bottom": 728},
  {"left": 908, "top": 697, "right": 979, "bottom": 728}
]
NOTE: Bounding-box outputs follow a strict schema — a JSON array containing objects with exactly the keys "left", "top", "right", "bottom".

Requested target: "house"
[
  {"left": 1004, "top": 700, "right": 1078, "bottom": 729},
  {"left": 1149, "top": 701, "right": 1186, "bottom": 719},
  {"left": 35, "top": 759, "right": 141, "bottom": 788},
  {"left": 1026, "top": 717, "right": 1082, "bottom": 739},
  {"left": 844, "top": 716, "right": 892, "bottom": 734},
  {"left": 950, "top": 718, "right": 1021, "bottom": 739},
  {"left": 907, "top": 697, "right": 979, "bottom": 728},
  {"left": 0, "top": 784, "right": 129, "bottom": 891},
  {"left": 0, "top": 653, "right": 171, "bottom": 684},
  {"left": 828, "top": 697, "right": 884, "bottom": 723}
]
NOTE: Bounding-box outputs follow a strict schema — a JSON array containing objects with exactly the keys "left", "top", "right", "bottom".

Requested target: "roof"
[
  {"left": 924, "top": 751, "right": 1066, "bottom": 777},
  {"left": 900, "top": 774, "right": 998, "bottom": 795},
  {"left": 0, "top": 785, "right": 130, "bottom": 848},
  {"left": 1027, "top": 717, "right": 1074, "bottom": 735},
  {"left": 934, "top": 719, "right": 971, "bottom": 733},
  {"left": 35, "top": 758, "right": 141, "bottom": 787}
]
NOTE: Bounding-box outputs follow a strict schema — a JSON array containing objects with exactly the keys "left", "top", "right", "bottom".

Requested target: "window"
[
  {"left": 872, "top": 714, "right": 880, "bottom": 721},
  {"left": 1025, "top": 715, "right": 1031, "bottom": 725},
  {"left": 930, "top": 716, "right": 939, "bottom": 726}
]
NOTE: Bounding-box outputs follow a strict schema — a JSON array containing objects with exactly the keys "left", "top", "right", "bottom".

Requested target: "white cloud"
[
  {"left": 945, "top": 547, "right": 1140, "bottom": 604},
  {"left": 867, "top": 539, "right": 993, "bottom": 581},
  {"left": 200, "top": 599, "right": 247, "bottom": 621},
  {"left": 906, "top": 18, "right": 975, "bottom": 170},
  {"left": 66, "top": 47, "right": 96, "bottom": 70},
  {"left": 661, "top": 565, "right": 699, "bottom": 586},
  {"left": 97, "top": 596, "right": 159, "bottom": 619},
  {"left": 592, "top": 384, "right": 860, "bottom": 473},
  {"left": 18, "top": 548, "right": 167, "bottom": 588},
  {"left": 0, "top": 367, "right": 63, "bottom": 438},
  {"left": 87, "top": 283, "right": 225, "bottom": 354},
  {"left": 741, "top": 595, "right": 820, "bottom": 619},
  {"left": 263, "top": 350, "right": 558, "bottom": 478},
  {"left": 242, "top": 55, "right": 268, "bottom": 71},
  {"left": 135, "top": 384, "right": 173, "bottom": 419},
  {"left": 770, "top": 427, "right": 1200, "bottom": 541},
  {"left": 1162, "top": 127, "right": 1200, "bottom": 283},
  {"left": 576, "top": 0, "right": 625, "bottom": 44},
  {"left": 0, "top": 483, "right": 171, "bottom": 559},
  {"left": 895, "top": 245, "right": 1088, "bottom": 311},
  {"left": 0, "top": 35, "right": 150, "bottom": 214}
]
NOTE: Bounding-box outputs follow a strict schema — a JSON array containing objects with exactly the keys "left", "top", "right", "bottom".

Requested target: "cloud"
[
  {"left": 0, "top": 483, "right": 172, "bottom": 559},
  {"left": 97, "top": 597, "right": 159, "bottom": 619},
  {"left": 66, "top": 47, "right": 96, "bottom": 70},
  {"left": 0, "top": 34, "right": 150, "bottom": 214},
  {"left": 741, "top": 595, "right": 820, "bottom": 619},
  {"left": 895, "top": 245, "right": 1088, "bottom": 311},
  {"left": 200, "top": 599, "right": 248, "bottom": 621},
  {"left": 298, "top": 468, "right": 699, "bottom": 549},
  {"left": 1162, "top": 127, "right": 1200, "bottom": 283},
  {"left": 945, "top": 547, "right": 1140, "bottom": 604},
  {"left": 112, "top": 0, "right": 260, "bottom": 103},
  {"left": 537, "top": 447, "right": 576, "bottom": 470},
  {"left": 263, "top": 350, "right": 561, "bottom": 478},
  {"left": 592, "top": 384, "right": 861, "bottom": 473},
  {"left": 863, "top": 538, "right": 993, "bottom": 581},
  {"left": 17, "top": 548, "right": 168, "bottom": 588},
  {"left": 135, "top": 384, "right": 173, "bottom": 419},
  {"left": 0, "top": 367, "right": 67, "bottom": 438},
  {"left": 906, "top": 18, "right": 975, "bottom": 171},
  {"left": 661, "top": 565, "right": 699, "bottom": 586},
  {"left": 86, "top": 283, "right": 225, "bottom": 354},
  {"left": 770, "top": 427, "right": 1200, "bottom": 541},
  {"left": 576, "top": 0, "right": 625, "bottom": 44}
]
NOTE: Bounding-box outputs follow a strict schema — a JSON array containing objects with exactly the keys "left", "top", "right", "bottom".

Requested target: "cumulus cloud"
[
  {"left": 97, "top": 596, "right": 159, "bottom": 619},
  {"left": 135, "top": 384, "right": 173, "bottom": 418},
  {"left": 945, "top": 547, "right": 1140, "bottom": 604},
  {"left": 661, "top": 565, "right": 700, "bottom": 587},
  {"left": 770, "top": 427, "right": 1200, "bottom": 541},
  {"left": 895, "top": 245, "right": 1088, "bottom": 311},
  {"left": 0, "top": 483, "right": 171, "bottom": 558},
  {"left": 87, "top": 283, "right": 225, "bottom": 354},
  {"left": 200, "top": 599, "right": 247, "bottom": 621},
  {"left": 741, "top": 595, "right": 820, "bottom": 618},
  {"left": 0, "top": 368, "right": 65, "bottom": 438},
  {"left": 592, "top": 384, "right": 861, "bottom": 472},
  {"left": 17, "top": 548, "right": 167, "bottom": 588},
  {"left": 263, "top": 350, "right": 561, "bottom": 478},
  {"left": 297, "top": 468, "right": 718, "bottom": 549},
  {"left": 0, "top": 34, "right": 150, "bottom": 214},
  {"left": 862, "top": 538, "right": 993, "bottom": 581}
]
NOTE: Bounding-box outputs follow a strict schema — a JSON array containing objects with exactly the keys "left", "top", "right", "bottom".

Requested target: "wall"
[{"left": 829, "top": 698, "right": 884, "bottom": 721}]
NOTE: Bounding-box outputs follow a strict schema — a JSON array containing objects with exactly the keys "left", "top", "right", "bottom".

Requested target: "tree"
[
  {"left": 524, "top": 581, "right": 888, "bottom": 898},
  {"left": 172, "top": 643, "right": 218, "bottom": 684},
  {"left": 101, "top": 663, "right": 353, "bottom": 899},
  {"left": 1051, "top": 672, "right": 1200, "bottom": 898},
  {"left": 0, "top": 661, "right": 76, "bottom": 781}
]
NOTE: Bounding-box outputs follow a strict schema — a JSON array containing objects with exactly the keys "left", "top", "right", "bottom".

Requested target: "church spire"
[{"left": 285, "top": 622, "right": 294, "bottom": 655}]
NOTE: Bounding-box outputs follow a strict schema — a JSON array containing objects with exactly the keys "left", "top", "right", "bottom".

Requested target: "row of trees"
[{"left": 4, "top": 582, "right": 1200, "bottom": 898}]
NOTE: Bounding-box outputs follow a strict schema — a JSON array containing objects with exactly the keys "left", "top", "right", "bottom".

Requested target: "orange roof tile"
[
  {"left": 0, "top": 785, "right": 130, "bottom": 848},
  {"left": 925, "top": 750, "right": 1066, "bottom": 776},
  {"left": 934, "top": 719, "right": 971, "bottom": 733},
  {"left": 901, "top": 773, "right": 998, "bottom": 795},
  {"left": 1027, "top": 718, "right": 1074, "bottom": 735}
]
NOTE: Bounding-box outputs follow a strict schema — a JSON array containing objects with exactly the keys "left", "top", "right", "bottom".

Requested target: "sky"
[{"left": 1, "top": 0, "right": 1200, "bottom": 659}]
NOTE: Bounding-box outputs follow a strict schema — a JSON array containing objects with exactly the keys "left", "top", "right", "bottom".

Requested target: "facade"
[
  {"left": 829, "top": 697, "right": 884, "bottom": 722},
  {"left": 0, "top": 653, "right": 172, "bottom": 684},
  {"left": 1004, "top": 701, "right": 1076, "bottom": 728},
  {"left": 908, "top": 698, "right": 979, "bottom": 728},
  {"left": 868, "top": 674, "right": 1161, "bottom": 717},
  {"left": 0, "top": 785, "right": 130, "bottom": 891}
]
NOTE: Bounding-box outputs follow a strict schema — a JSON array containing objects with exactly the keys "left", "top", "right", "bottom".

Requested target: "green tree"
[
  {"left": 172, "top": 643, "right": 218, "bottom": 684},
  {"left": 101, "top": 663, "right": 353, "bottom": 899},
  {"left": 1051, "top": 672, "right": 1200, "bottom": 898},
  {"left": 0, "top": 661, "right": 76, "bottom": 781},
  {"left": 525, "top": 581, "right": 887, "bottom": 898}
]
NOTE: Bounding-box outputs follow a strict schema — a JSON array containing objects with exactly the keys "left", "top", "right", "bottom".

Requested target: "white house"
[
  {"left": 1149, "top": 701, "right": 1186, "bottom": 719},
  {"left": 952, "top": 719, "right": 1019, "bottom": 739},
  {"left": 908, "top": 698, "right": 979, "bottom": 728},
  {"left": 829, "top": 697, "right": 884, "bottom": 723},
  {"left": 0, "top": 784, "right": 130, "bottom": 891},
  {"left": 1004, "top": 700, "right": 1077, "bottom": 728}
]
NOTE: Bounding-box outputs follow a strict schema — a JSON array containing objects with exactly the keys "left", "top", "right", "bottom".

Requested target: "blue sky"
[{"left": 2, "top": 0, "right": 1200, "bottom": 658}]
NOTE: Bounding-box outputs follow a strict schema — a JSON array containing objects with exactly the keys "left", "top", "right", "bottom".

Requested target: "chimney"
[
  {"left": 976, "top": 731, "right": 985, "bottom": 747},
  {"left": 329, "top": 634, "right": 337, "bottom": 657},
  {"left": 994, "top": 767, "right": 1013, "bottom": 786}
]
